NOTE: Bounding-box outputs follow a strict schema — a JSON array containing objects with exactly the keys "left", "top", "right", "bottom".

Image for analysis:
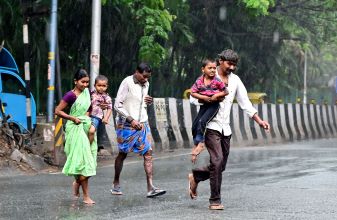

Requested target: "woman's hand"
[
  {"left": 99, "top": 102, "right": 109, "bottom": 110},
  {"left": 72, "top": 117, "right": 81, "bottom": 125}
]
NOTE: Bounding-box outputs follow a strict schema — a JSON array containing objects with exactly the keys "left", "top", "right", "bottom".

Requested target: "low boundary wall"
[{"left": 97, "top": 99, "right": 337, "bottom": 154}]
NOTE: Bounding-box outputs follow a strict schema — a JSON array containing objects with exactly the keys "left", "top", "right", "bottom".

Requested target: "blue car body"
[{"left": 0, "top": 47, "right": 37, "bottom": 132}]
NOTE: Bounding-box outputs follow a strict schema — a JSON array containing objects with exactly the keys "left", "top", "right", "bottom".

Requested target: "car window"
[{"left": 1, "top": 73, "right": 25, "bottom": 95}]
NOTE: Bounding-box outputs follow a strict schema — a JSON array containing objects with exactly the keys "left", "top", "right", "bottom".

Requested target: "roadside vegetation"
[{"left": 1, "top": 0, "right": 337, "bottom": 113}]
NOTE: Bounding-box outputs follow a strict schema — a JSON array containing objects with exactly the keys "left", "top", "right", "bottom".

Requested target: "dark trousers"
[
  {"left": 192, "top": 102, "right": 220, "bottom": 145},
  {"left": 192, "top": 129, "right": 231, "bottom": 204}
]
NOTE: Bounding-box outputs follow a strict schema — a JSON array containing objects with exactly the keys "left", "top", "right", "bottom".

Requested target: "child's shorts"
[{"left": 90, "top": 115, "right": 102, "bottom": 129}]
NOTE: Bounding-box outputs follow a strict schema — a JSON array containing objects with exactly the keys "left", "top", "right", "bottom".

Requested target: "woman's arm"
[{"left": 55, "top": 100, "right": 81, "bottom": 124}]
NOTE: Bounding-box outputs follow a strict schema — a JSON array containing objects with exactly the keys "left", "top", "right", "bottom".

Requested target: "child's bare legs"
[
  {"left": 191, "top": 145, "right": 198, "bottom": 164},
  {"left": 191, "top": 142, "right": 205, "bottom": 164},
  {"left": 78, "top": 175, "right": 95, "bottom": 204},
  {"left": 72, "top": 176, "right": 81, "bottom": 198},
  {"left": 88, "top": 125, "right": 96, "bottom": 144}
]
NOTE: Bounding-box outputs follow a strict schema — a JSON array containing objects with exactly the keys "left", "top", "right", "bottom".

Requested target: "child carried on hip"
[
  {"left": 190, "top": 58, "right": 228, "bottom": 163},
  {"left": 88, "top": 75, "right": 113, "bottom": 144}
]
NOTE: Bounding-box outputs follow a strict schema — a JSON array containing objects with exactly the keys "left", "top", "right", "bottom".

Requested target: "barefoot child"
[
  {"left": 190, "top": 59, "right": 228, "bottom": 163},
  {"left": 55, "top": 69, "right": 97, "bottom": 204},
  {"left": 88, "top": 75, "right": 113, "bottom": 144}
]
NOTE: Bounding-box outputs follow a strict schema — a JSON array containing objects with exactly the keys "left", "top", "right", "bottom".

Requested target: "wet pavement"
[{"left": 1, "top": 138, "right": 337, "bottom": 219}]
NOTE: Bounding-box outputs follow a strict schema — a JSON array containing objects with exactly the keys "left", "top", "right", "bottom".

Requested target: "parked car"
[
  {"left": 0, "top": 47, "right": 36, "bottom": 133},
  {"left": 183, "top": 88, "right": 268, "bottom": 104},
  {"left": 247, "top": 92, "right": 268, "bottom": 104}
]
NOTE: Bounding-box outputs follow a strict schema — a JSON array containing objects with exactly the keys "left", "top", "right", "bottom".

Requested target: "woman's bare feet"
[
  {"left": 72, "top": 181, "right": 80, "bottom": 198},
  {"left": 83, "top": 196, "right": 95, "bottom": 204}
]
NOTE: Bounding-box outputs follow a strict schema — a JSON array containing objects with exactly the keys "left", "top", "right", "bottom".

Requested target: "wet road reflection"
[{"left": 1, "top": 138, "right": 337, "bottom": 219}]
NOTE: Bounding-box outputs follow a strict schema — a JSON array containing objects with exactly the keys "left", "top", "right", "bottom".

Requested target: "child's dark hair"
[
  {"left": 136, "top": 62, "right": 152, "bottom": 74},
  {"left": 73, "top": 69, "right": 89, "bottom": 81},
  {"left": 95, "top": 75, "right": 108, "bottom": 85},
  {"left": 202, "top": 58, "right": 216, "bottom": 68}
]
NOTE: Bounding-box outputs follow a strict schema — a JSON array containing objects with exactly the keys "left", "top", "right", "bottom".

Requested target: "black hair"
[
  {"left": 215, "top": 58, "right": 220, "bottom": 66},
  {"left": 201, "top": 58, "right": 216, "bottom": 68},
  {"left": 73, "top": 69, "right": 89, "bottom": 81},
  {"left": 136, "top": 62, "right": 152, "bottom": 74},
  {"left": 218, "top": 49, "right": 239, "bottom": 64},
  {"left": 95, "top": 75, "right": 108, "bottom": 84}
]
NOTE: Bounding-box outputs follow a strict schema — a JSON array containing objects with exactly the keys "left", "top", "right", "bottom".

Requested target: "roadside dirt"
[
  {"left": 0, "top": 127, "right": 116, "bottom": 176},
  {"left": 0, "top": 127, "right": 57, "bottom": 176}
]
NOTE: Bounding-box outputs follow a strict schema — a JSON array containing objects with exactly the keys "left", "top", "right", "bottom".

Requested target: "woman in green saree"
[{"left": 55, "top": 69, "right": 97, "bottom": 204}]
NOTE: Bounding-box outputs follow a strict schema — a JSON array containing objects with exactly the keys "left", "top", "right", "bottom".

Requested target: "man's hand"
[
  {"left": 144, "top": 95, "right": 153, "bottom": 105},
  {"left": 210, "top": 96, "right": 218, "bottom": 102},
  {"left": 253, "top": 114, "right": 270, "bottom": 132},
  {"left": 209, "top": 94, "right": 226, "bottom": 102},
  {"left": 131, "top": 120, "right": 143, "bottom": 130},
  {"left": 259, "top": 120, "right": 270, "bottom": 131},
  {"left": 217, "top": 96, "right": 225, "bottom": 102}
]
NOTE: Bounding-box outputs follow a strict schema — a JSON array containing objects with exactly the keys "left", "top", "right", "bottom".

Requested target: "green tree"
[{"left": 2, "top": 0, "right": 337, "bottom": 110}]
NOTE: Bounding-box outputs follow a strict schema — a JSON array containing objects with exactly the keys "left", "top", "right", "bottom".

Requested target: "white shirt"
[
  {"left": 190, "top": 72, "right": 257, "bottom": 136},
  {"left": 114, "top": 75, "right": 149, "bottom": 123}
]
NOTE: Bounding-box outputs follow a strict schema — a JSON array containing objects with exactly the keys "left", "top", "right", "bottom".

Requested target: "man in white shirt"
[
  {"left": 111, "top": 62, "right": 166, "bottom": 198},
  {"left": 188, "top": 49, "right": 270, "bottom": 210}
]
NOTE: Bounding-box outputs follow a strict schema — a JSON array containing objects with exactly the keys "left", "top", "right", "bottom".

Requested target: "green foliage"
[
  {"left": 133, "top": 2, "right": 173, "bottom": 66},
  {"left": 240, "top": 0, "right": 275, "bottom": 15},
  {"left": 1, "top": 0, "right": 337, "bottom": 110},
  {"left": 139, "top": 36, "right": 166, "bottom": 66},
  {"left": 102, "top": 0, "right": 174, "bottom": 67},
  {"left": 0, "top": 0, "right": 22, "bottom": 52}
]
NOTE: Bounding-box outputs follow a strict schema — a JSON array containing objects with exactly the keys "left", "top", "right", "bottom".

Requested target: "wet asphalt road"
[{"left": 1, "top": 138, "right": 337, "bottom": 220}]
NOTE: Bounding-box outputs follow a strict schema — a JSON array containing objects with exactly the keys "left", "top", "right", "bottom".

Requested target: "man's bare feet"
[
  {"left": 72, "top": 181, "right": 80, "bottom": 198},
  {"left": 209, "top": 204, "right": 224, "bottom": 210},
  {"left": 83, "top": 197, "right": 95, "bottom": 204},
  {"left": 191, "top": 142, "right": 205, "bottom": 164},
  {"left": 188, "top": 173, "right": 198, "bottom": 199}
]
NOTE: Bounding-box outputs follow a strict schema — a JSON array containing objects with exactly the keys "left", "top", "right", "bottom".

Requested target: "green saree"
[{"left": 62, "top": 88, "right": 97, "bottom": 177}]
